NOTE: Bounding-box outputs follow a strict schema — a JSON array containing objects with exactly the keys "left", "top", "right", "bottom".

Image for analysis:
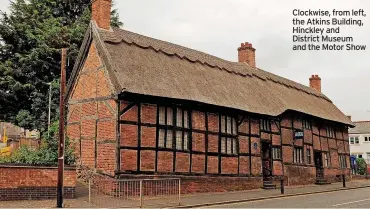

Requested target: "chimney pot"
[
  {"left": 309, "top": 74, "right": 321, "bottom": 92},
  {"left": 92, "top": 0, "right": 112, "bottom": 30},
  {"left": 238, "top": 42, "right": 256, "bottom": 68}
]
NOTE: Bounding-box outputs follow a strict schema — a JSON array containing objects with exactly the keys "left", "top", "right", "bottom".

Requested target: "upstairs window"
[
  {"left": 158, "top": 107, "right": 190, "bottom": 151},
  {"left": 303, "top": 119, "right": 312, "bottom": 130},
  {"left": 355, "top": 137, "right": 359, "bottom": 144},
  {"left": 365, "top": 137, "right": 369, "bottom": 142},
  {"left": 350, "top": 137, "right": 354, "bottom": 144},
  {"left": 261, "top": 119, "right": 271, "bottom": 132},
  {"left": 220, "top": 115, "right": 238, "bottom": 155},
  {"left": 327, "top": 126, "right": 335, "bottom": 138}
]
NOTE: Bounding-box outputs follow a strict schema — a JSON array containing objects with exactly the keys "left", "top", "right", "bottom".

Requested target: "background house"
[{"left": 349, "top": 121, "right": 370, "bottom": 164}]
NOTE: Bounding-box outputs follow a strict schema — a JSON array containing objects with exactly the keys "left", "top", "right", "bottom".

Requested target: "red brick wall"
[
  {"left": 0, "top": 165, "right": 76, "bottom": 201},
  {"left": 67, "top": 42, "right": 117, "bottom": 176},
  {"left": 118, "top": 105, "right": 350, "bottom": 185}
]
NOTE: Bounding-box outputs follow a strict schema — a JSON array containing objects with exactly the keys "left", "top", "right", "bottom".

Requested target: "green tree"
[
  {"left": 0, "top": 120, "right": 75, "bottom": 165},
  {"left": 356, "top": 158, "right": 367, "bottom": 175},
  {"left": 0, "top": 0, "right": 122, "bottom": 132}
]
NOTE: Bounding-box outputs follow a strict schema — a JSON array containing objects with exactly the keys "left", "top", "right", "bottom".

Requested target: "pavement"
[
  {"left": 171, "top": 179, "right": 370, "bottom": 208},
  {"left": 203, "top": 187, "right": 370, "bottom": 208},
  {"left": 0, "top": 179, "right": 369, "bottom": 208}
]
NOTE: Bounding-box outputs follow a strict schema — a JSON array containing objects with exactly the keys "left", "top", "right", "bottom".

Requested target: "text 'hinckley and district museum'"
[{"left": 292, "top": 9, "right": 367, "bottom": 51}]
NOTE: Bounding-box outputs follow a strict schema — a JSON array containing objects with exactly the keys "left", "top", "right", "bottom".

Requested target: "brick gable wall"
[{"left": 67, "top": 42, "right": 117, "bottom": 176}]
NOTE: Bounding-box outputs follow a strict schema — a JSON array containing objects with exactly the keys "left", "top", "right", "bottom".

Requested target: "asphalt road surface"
[{"left": 203, "top": 187, "right": 370, "bottom": 208}]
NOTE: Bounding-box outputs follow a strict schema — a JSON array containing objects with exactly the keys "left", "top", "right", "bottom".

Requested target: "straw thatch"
[{"left": 75, "top": 22, "right": 353, "bottom": 126}]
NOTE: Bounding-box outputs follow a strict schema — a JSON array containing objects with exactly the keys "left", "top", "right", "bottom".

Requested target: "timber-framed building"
[{"left": 66, "top": 0, "right": 354, "bottom": 192}]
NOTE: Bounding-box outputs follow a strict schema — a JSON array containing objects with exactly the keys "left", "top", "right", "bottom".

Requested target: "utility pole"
[
  {"left": 48, "top": 82, "right": 52, "bottom": 138},
  {"left": 57, "top": 48, "right": 67, "bottom": 208}
]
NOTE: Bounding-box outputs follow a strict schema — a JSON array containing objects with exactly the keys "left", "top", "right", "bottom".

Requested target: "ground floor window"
[
  {"left": 158, "top": 106, "right": 190, "bottom": 150},
  {"left": 220, "top": 137, "right": 238, "bottom": 155},
  {"left": 306, "top": 146, "right": 312, "bottom": 164},
  {"left": 339, "top": 155, "right": 347, "bottom": 168},
  {"left": 272, "top": 147, "right": 282, "bottom": 160},
  {"left": 324, "top": 152, "right": 330, "bottom": 167},
  {"left": 293, "top": 147, "right": 303, "bottom": 163},
  {"left": 220, "top": 115, "right": 238, "bottom": 155}
]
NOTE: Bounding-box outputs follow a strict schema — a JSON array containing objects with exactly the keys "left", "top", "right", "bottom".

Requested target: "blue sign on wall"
[
  {"left": 253, "top": 142, "right": 258, "bottom": 150},
  {"left": 294, "top": 130, "right": 304, "bottom": 139}
]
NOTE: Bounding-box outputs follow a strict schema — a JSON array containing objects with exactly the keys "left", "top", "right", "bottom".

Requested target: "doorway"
[
  {"left": 314, "top": 151, "right": 324, "bottom": 179},
  {"left": 261, "top": 142, "right": 272, "bottom": 181}
]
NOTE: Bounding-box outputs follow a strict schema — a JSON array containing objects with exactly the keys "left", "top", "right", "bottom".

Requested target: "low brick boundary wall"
[{"left": 0, "top": 164, "right": 76, "bottom": 201}]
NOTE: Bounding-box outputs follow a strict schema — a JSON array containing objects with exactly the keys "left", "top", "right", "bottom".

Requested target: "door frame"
[
  {"left": 261, "top": 141, "right": 272, "bottom": 181},
  {"left": 314, "top": 151, "right": 324, "bottom": 178}
]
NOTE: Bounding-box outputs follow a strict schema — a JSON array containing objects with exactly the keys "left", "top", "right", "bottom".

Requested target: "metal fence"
[{"left": 88, "top": 174, "right": 181, "bottom": 208}]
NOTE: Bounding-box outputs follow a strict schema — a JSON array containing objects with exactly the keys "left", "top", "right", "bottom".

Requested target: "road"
[{"left": 202, "top": 187, "right": 370, "bottom": 208}]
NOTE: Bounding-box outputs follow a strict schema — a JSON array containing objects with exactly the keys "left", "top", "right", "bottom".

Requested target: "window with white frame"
[
  {"left": 272, "top": 147, "right": 282, "bottom": 160},
  {"left": 293, "top": 147, "right": 303, "bottom": 163},
  {"left": 355, "top": 137, "right": 359, "bottom": 144},
  {"left": 350, "top": 137, "right": 355, "bottom": 144},
  {"left": 220, "top": 115, "right": 238, "bottom": 155},
  {"left": 327, "top": 126, "right": 335, "bottom": 138},
  {"left": 158, "top": 106, "right": 190, "bottom": 151}
]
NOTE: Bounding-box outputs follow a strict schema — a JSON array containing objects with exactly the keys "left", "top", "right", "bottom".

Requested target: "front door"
[
  {"left": 314, "top": 151, "right": 324, "bottom": 178},
  {"left": 261, "top": 142, "right": 272, "bottom": 181}
]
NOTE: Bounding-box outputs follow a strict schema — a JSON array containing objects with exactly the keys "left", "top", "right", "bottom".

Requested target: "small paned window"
[
  {"left": 303, "top": 119, "right": 312, "bottom": 130},
  {"left": 365, "top": 137, "right": 369, "bottom": 142},
  {"left": 158, "top": 107, "right": 190, "bottom": 151},
  {"left": 324, "top": 153, "right": 330, "bottom": 167},
  {"left": 350, "top": 137, "right": 355, "bottom": 144},
  {"left": 272, "top": 147, "right": 282, "bottom": 160},
  {"left": 306, "top": 147, "right": 312, "bottom": 164},
  {"left": 326, "top": 126, "right": 335, "bottom": 138},
  {"left": 355, "top": 137, "right": 359, "bottom": 144},
  {"left": 339, "top": 155, "right": 347, "bottom": 168},
  {"left": 261, "top": 119, "right": 271, "bottom": 132},
  {"left": 293, "top": 147, "right": 303, "bottom": 163},
  {"left": 220, "top": 115, "right": 238, "bottom": 155}
]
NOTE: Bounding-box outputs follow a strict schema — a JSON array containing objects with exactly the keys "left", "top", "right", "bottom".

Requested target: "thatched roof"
[{"left": 70, "top": 22, "right": 353, "bottom": 127}]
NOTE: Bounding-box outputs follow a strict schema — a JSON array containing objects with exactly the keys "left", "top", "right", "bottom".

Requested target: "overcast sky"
[{"left": 1, "top": 0, "right": 369, "bottom": 121}]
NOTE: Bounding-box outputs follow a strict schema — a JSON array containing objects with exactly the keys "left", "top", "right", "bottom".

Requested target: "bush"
[
  {"left": 356, "top": 158, "right": 367, "bottom": 175},
  {"left": 0, "top": 121, "right": 75, "bottom": 166}
]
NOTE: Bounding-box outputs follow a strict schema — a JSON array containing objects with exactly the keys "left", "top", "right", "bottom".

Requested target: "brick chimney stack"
[
  {"left": 92, "top": 0, "right": 112, "bottom": 30},
  {"left": 309, "top": 75, "right": 321, "bottom": 92},
  {"left": 238, "top": 42, "right": 256, "bottom": 68}
]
